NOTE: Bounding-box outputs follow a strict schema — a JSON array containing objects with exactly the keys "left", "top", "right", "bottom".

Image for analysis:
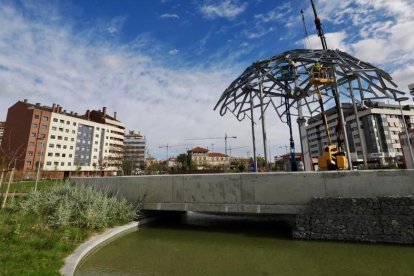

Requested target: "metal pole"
[
  {"left": 258, "top": 71, "right": 269, "bottom": 171},
  {"left": 249, "top": 92, "right": 258, "bottom": 172},
  {"left": 334, "top": 78, "right": 353, "bottom": 170},
  {"left": 348, "top": 80, "right": 368, "bottom": 168},
  {"left": 297, "top": 99, "right": 311, "bottom": 171},
  {"left": 225, "top": 134, "right": 228, "bottom": 156},
  {"left": 398, "top": 101, "right": 414, "bottom": 168},
  {"left": 34, "top": 138, "right": 44, "bottom": 192}
]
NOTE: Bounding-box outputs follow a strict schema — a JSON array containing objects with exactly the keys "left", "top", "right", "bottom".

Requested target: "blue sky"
[{"left": 1, "top": 0, "right": 414, "bottom": 158}]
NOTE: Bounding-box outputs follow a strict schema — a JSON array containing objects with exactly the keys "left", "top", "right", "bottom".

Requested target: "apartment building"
[
  {"left": 187, "top": 146, "right": 230, "bottom": 169},
  {"left": 124, "top": 130, "right": 146, "bottom": 171},
  {"left": 0, "top": 121, "right": 4, "bottom": 146},
  {"left": 399, "top": 129, "right": 414, "bottom": 169},
  {"left": 0, "top": 100, "right": 124, "bottom": 177},
  {"left": 306, "top": 102, "right": 414, "bottom": 166}
]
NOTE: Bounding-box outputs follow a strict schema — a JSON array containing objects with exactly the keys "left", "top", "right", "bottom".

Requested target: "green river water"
[{"left": 76, "top": 213, "right": 414, "bottom": 276}]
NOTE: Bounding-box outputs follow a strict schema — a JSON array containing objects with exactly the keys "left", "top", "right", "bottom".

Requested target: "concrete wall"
[{"left": 72, "top": 170, "right": 414, "bottom": 215}]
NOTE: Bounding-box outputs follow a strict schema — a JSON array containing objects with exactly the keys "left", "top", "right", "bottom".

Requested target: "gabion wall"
[{"left": 293, "top": 196, "right": 414, "bottom": 244}]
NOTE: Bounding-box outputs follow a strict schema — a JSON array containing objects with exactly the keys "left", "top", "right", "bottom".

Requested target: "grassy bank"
[
  {"left": 0, "top": 184, "right": 138, "bottom": 275},
  {"left": 0, "top": 180, "right": 64, "bottom": 194}
]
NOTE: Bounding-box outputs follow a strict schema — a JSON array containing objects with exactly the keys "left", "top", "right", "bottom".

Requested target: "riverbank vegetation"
[{"left": 0, "top": 183, "right": 138, "bottom": 274}]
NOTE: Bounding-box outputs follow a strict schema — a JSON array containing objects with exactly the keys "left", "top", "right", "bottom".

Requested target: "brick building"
[{"left": 0, "top": 100, "right": 124, "bottom": 177}]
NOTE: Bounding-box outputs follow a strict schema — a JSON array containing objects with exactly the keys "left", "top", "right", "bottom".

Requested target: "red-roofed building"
[{"left": 187, "top": 147, "right": 230, "bottom": 170}]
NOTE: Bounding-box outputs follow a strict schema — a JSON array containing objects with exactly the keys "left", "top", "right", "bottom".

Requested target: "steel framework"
[
  {"left": 214, "top": 49, "right": 405, "bottom": 171},
  {"left": 214, "top": 49, "right": 403, "bottom": 121}
]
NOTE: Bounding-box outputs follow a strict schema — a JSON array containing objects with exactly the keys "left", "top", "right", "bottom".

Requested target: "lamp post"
[
  {"left": 396, "top": 97, "right": 414, "bottom": 169},
  {"left": 34, "top": 137, "right": 44, "bottom": 192}
]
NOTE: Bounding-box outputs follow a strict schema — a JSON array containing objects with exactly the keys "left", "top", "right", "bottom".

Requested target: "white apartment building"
[
  {"left": 306, "top": 102, "right": 414, "bottom": 166},
  {"left": 42, "top": 107, "right": 124, "bottom": 177},
  {"left": 124, "top": 130, "right": 146, "bottom": 170}
]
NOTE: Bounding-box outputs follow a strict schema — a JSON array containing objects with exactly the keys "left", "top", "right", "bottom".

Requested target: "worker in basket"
[{"left": 313, "top": 60, "right": 322, "bottom": 79}]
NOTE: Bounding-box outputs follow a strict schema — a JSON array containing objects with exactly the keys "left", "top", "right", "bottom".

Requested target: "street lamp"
[
  {"left": 395, "top": 97, "right": 414, "bottom": 169},
  {"left": 34, "top": 137, "right": 44, "bottom": 192}
]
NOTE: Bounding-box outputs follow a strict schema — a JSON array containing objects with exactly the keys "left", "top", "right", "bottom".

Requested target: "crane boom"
[{"left": 310, "top": 0, "right": 327, "bottom": 50}]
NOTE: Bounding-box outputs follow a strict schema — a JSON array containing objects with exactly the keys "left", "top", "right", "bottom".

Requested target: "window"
[
  {"left": 63, "top": 145, "right": 67, "bottom": 149},
  {"left": 66, "top": 129, "right": 69, "bottom": 133},
  {"left": 55, "top": 153, "right": 60, "bottom": 157},
  {"left": 71, "top": 138, "right": 74, "bottom": 142},
  {"left": 32, "top": 123, "right": 38, "bottom": 128},
  {"left": 31, "top": 132, "right": 36, "bottom": 137},
  {"left": 54, "top": 162, "right": 59, "bottom": 166},
  {"left": 42, "top": 116, "right": 48, "bottom": 121},
  {"left": 72, "top": 130, "right": 76, "bottom": 134},
  {"left": 60, "top": 120, "right": 64, "bottom": 123},
  {"left": 48, "top": 153, "right": 53, "bottom": 157},
  {"left": 95, "top": 141, "right": 98, "bottom": 145},
  {"left": 59, "top": 128, "right": 63, "bottom": 132},
  {"left": 34, "top": 114, "right": 39, "bottom": 119},
  {"left": 26, "top": 161, "right": 32, "bottom": 166},
  {"left": 95, "top": 134, "right": 99, "bottom": 138},
  {"left": 69, "top": 154, "right": 73, "bottom": 158},
  {"left": 28, "top": 151, "right": 33, "bottom": 156},
  {"left": 94, "top": 149, "right": 98, "bottom": 152},
  {"left": 68, "top": 162, "right": 72, "bottom": 166},
  {"left": 70, "top": 146, "right": 73, "bottom": 150},
  {"left": 64, "top": 137, "right": 68, "bottom": 141},
  {"left": 49, "top": 144, "right": 54, "bottom": 148},
  {"left": 29, "top": 142, "right": 35, "bottom": 147},
  {"left": 46, "top": 161, "right": 52, "bottom": 166},
  {"left": 61, "top": 162, "right": 64, "bottom": 166},
  {"left": 62, "top": 154, "right": 66, "bottom": 157},
  {"left": 52, "top": 126, "right": 57, "bottom": 131},
  {"left": 51, "top": 135, "right": 56, "bottom": 139},
  {"left": 57, "top": 136, "right": 62, "bottom": 140},
  {"left": 73, "top": 122, "right": 76, "bottom": 126},
  {"left": 41, "top": 125, "right": 47, "bottom": 130},
  {"left": 53, "top": 118, "right": 58, "bottom": 122},
  {"left": 66, "top": 121, "right": 70, "bottom": 125},
  {"left": 56, "top": 144, "right": 61, "bottom": 149}
]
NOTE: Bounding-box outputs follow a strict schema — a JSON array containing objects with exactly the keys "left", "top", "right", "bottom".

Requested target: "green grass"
[
  {"left": 0, "top": 210, "right": 91, "bottom": 275},
  {"left": 0, "top": 180, "right": 65, "bottom": 194},
  {"left": 0, "top": 184, "right": 138, "bottom": 275}
]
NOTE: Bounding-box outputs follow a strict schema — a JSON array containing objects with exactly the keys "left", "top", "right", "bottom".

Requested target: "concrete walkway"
[{"left": 60, "top": 217, "right": 157, "bottom": 276}]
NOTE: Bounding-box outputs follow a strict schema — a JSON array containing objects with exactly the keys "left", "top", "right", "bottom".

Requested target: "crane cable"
[{"left": 301, "top": 9, "right": 312, "bottom": 49}]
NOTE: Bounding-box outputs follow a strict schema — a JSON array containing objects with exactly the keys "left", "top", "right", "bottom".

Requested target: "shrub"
[{"left": 20, "top": 183, "right": 138, "bottom": 230}]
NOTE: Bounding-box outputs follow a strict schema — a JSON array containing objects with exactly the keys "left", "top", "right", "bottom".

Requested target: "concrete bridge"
[{"left": 73, "top": 170, "right": 414, "bottom": 215}]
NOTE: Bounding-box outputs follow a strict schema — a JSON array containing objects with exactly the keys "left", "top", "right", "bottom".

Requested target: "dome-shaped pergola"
[
  {"left": 214, "top": 49, "right": 404, "bottom": 122},
  {"left": 213, "top": 49, "right": 405, "bottom": 171}
]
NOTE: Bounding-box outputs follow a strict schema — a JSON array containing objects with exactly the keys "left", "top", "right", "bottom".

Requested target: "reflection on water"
[{"left": 76, "top": 212, "right": 414, "bottom": 276}]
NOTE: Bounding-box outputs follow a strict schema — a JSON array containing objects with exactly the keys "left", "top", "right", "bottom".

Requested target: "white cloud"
[
  {"left": 200, "top": 0, "right": 247, "bottom": 20},
  {"left": 106, "top": 16, "right": 127, "bottom": 35},
  {"left": 299, "top": 31, "right": 349, "bottom": 51},
  {"left": 244, "top": 26, "right": 275, "bottom": 39},
  {"left": 160, "top": 13, "right": 180, "bottom": 19},
  {"left": 0, "top": 2, "right": 291, "bottom": 158},
  {"left": 168, "top": 49, "right": 179, "bottom": 55}
]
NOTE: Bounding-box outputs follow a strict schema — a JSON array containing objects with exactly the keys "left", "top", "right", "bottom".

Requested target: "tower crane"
[
  {"left": 159, "top": 144, "right": 191, "bottom": 160},
  {"left": 185, "top": 134, "right": 237, "bottom": 156}
]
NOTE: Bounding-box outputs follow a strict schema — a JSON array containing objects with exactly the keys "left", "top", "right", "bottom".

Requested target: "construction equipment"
[
  {"left": 308, "top": 0, "right": 349, "bottom": 170},
  {"left": 159, "top": 144, "right": 191, "bottom": 160},
  {"left": 185, "top": 134, "right": 237, "bottom": 156}
]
